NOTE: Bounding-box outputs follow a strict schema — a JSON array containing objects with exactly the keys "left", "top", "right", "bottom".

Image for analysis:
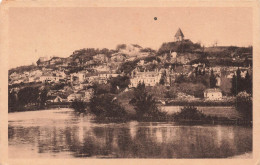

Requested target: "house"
[
  {"left": 129, "top": 68, "right": 162, "bottom": 87},
  {"left": 204, "top": 88, "right": 222, "bottom": 100},
  {"left": 98, "top": 72, "right": 119, "bottom": 79}
]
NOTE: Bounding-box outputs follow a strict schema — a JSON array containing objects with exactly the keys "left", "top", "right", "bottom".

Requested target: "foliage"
[
  {"left": 164, "top": 90, "right": 177, "bottom": 99},
  {"left": 244, "top": 71, "right": 252, "bottom": 94},
  {"left": 175, "top": 74, "right": 209, "bottom": 87},
  {"left": 9, "top": 65, "right": 38, "bottom": 75},
  {"left": 159, "top": 70, "right": 166, "bottom": 85},
  {"left": 129, "top": 82, "right": 166, "bottom": 118},
  {"left": 8, "top": 86, "right": 50, "bottom": 112},
  {"left": 118, "top": 60, "right": 139, "bottom": 74},
  {"left": 39, "top": 87, "right": 48, "bottom": 107},
  {"left": 71, "top": 100, "right": 87, "bottom": 113},
  {"left": 17, "top": 87, "right": 39, "bottom": 106},
  {"left": 109, "top": 75, "right": 130, "bottom": 93},
  {"left": 176, "top": 82, "right": 207, "bottom": 98},
  {"left": 89, "top": 93, "right": 126, "bottom": 118},
  {"left": 231, "top": 68, "right": 252, "bottom": 95},
  {"left": 91, "top": 83, "right": 111, "bottom": 95},
  {"left": 158, "top": 40, "right": 202, "bottom": 55},
  {"left": 235, "top": 92, "right": 252, "bottom": 120},
  {"left": 172, "top": 106, "right": 208, "bottom": 121},
  {"left": 140, "top": 47, "right": 156, "bottom": 53},
  {"left": 70, "top": 48, "right": 117, "bottom": 64},
  {"left": 190, "top": 58, "right": 209, "bottom": 66},
  {"left": 209, "top": 69, "right": 217, "bottom": 88},
  {"left": 51, "top": 83, "right": 66, "bottom": 90}
]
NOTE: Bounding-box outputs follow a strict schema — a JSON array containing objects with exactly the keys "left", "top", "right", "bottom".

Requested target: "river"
[{"left": 8, "top": 108, "right": 252, "bottom": 158}]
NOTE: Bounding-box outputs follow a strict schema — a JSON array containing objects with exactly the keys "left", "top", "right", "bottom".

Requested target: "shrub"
[{"left": 173, "top": 106, "right": 208, "bottom": 121}]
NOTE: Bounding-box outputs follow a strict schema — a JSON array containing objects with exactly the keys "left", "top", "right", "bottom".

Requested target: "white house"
[
  {"left": 129, "top": 68, "right": 162, "bottom": 88},
  {"left": 204, "top": 88, "right": 222, "bottom": 100}
]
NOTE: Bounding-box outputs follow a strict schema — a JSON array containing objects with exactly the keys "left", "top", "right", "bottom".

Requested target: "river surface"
[{"left": 8, "top": 108, "right": 252, "bottom": 158}]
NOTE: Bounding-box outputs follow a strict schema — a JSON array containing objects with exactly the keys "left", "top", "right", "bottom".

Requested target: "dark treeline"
[{"left": 8, "top": 86, "right": 48, "bottom": 112}]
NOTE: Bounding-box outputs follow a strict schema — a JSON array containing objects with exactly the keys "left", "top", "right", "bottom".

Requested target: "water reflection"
[{"left": 9, "top": 109, "right": 252, "bottom": 158}]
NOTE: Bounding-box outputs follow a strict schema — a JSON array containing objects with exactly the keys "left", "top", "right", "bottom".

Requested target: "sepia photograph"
[{"left": 1, "top": 1, "right": 260, "bottom": 164}]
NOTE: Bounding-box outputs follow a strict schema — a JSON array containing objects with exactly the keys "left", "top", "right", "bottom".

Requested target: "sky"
[{"left": 9, "top": 7, "right": 252, "bottom": 68}]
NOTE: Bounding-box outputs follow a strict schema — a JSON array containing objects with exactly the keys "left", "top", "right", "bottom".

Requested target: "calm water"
[{"left": 8, "top": 108, "right": 252, "bottom": 158}]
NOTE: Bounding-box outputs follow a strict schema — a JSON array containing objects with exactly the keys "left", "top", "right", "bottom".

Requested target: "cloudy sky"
[{"left": 9, "top": 7, "right": 252, "bottom": 68}]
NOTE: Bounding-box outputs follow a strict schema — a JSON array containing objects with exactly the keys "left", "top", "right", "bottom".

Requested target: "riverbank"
[
  {"left": 164, "top": 100, "right": 235, "bottom": 106},
  {"left": 8, "top": 102, "right": 71, "bottom": 113}
]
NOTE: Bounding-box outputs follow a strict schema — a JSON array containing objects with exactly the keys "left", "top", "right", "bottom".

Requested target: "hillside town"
[{"left": 8, "top": 28, "right": 252, "bottom": 111}]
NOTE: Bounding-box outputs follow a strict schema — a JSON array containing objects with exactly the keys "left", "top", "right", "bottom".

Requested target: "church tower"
[{"left": 174, "top": 28, "right": 184, "bottom": 41}]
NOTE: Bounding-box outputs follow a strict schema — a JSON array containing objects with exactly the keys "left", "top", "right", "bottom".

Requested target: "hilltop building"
[{"left": 174, "top": 28, "right": 184, "bottom": 41}]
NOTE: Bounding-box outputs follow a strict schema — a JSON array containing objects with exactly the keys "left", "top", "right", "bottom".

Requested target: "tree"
[
  {"left": 209, "top": 69, "right": 217, "bottom": 88},
  {"left": 198, "top": 69, "right": 202, "bottom": 75},
  {"left": 89, "top": 84, "right": 126, "bottom": 118},
  {"left": 72, "top": 100, "right": 87, "bottom": 113},
  {"left": 244, "top": 71, "right": 252, "bottom": 94},
  {"left": 159, "top": 70, "right": 166, "bottom": 85},
  {"left": 39, "top": 88, "right": 48, "bottom": 107},
  {"left": 231, "top": 68, "right": 244, "bottom": 96},
  {"left": 231, "top": 74, "right": 237, "bottom": 96},
  {"left": 129, "top": 82, "right": 165, "bottom": 118},
  {"left": 17, "top": 87, "right": 39, "bottom": 106},
  {"left": 236, "top": 68, "right": 242, "bottom": 92},
  {"left": 236, "top": 91, "right": 252, "bottom": 121},
  {"left": 109, "top": 75, "right": 130, "bottom": 93},
  {"left": 89, "top": 93, "right": 126, "bottom": 118},
  {"left": 173, "top": 106, "right": 208, "bottom": 121},
  {"left": 195, "top": 67, "right": 198, "bottom": 76},
  {"left": 8, "top": 90, "right": 18, "bottom": 112}
]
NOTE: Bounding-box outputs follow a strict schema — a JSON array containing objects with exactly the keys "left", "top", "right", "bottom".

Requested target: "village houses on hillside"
[{"left": 9, "top": 28, "right": 252, "bottom": 103}]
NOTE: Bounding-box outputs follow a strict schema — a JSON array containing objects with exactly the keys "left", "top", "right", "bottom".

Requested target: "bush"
[
  {"left": 173, "top": 106, "right": 208, "bottom": 121},
  {"left": 71, "top": 100, "right": 87, "bottom": 113}
]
